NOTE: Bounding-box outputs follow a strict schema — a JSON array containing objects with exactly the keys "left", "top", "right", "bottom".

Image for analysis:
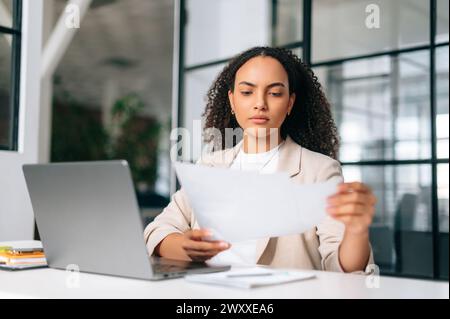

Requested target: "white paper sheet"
[
  {"left": 174, "top": 161, "right": 339, "bottom": 242},
  {"left": 185, "top": 267, "right": 316, "bottom": 289}
]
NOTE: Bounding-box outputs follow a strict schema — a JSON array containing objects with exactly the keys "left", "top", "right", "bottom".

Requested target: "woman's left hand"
[{"left": 326, "top": 182, "right": 377, "bottom": 235}]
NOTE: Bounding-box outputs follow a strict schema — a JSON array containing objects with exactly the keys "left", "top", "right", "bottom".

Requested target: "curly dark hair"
[{"left": 202, "top": 46, "right": 340, "bottom": 159}]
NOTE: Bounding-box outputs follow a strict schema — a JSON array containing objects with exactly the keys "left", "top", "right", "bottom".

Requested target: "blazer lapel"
[
  {"left": 276, "top": 135, "right": 302, "bottom": 178},
  {"left": 254, "top": 136, "right": 303, "bottom": 263}
]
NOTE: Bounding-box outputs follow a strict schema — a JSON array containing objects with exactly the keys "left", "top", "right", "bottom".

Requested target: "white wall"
[{"left": 0, "top": 0, "right": 43, "bottom": 241}]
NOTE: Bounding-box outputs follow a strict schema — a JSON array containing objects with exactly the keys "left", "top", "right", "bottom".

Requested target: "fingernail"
[{"left": 220, "top": 242, "right": 228, "bottom": 248}]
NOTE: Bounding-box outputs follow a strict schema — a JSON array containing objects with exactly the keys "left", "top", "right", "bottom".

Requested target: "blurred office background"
[{"left": 0, "top": 0, "right": 448, "bottom": 280}]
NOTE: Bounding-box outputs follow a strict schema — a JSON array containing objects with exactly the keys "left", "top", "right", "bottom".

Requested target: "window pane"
[
  {"left": 312, "top": 0, "right": 429, "bottom": 63},
  {"left": 0, "top": 0, "right": 13, "bottom": 29},
  {"left": 438, "top": 164, "right": 449, "bottom": 232},
  {"left": 315, "top": 50, "right": 431, "bottom": 162},
  {"left": 185, "top": 0, "right": 271, "bottom": 67},
  {"left": 183, "top": 64, "right": 226, "bottom": 162},
  {"left": 437, "top": 0, "right": 449, "bottom": 44},
  {"left": 0, "top": 32, "right": 12, "bottom": 148},
  {"left": 438, "top": 164, "right": 449, "bottom": 279},
  {"left": 436, "top": 46, "right": 449, "bottom": 159},
  {"left": 343, "top": 164, "right": 433, "bottom": 277},
  {"left": 274, "top": 0, "right": 302, "bottom": 46}
]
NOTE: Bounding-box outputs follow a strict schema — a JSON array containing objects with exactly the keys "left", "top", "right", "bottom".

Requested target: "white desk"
[
  {"left": 1, "top": 240, "right": 447, "bottom": 299},
  {"left": 0, "top": 267, "right": 448, "bottom": 299}
]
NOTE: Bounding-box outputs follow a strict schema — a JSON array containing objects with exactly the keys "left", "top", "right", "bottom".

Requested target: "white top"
[
  {"left": 230, "top": 142, "right": 283, "bottom": 174},
  {"left": 210, "top": 142, "right": 284, "bottom": 266}
]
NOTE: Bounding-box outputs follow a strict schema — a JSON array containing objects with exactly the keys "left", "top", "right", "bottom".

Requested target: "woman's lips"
[{"left": 250, "top": 117, "right": 269, "bottom": 124}]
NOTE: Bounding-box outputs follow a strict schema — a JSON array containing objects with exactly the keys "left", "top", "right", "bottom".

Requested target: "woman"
[{"left": 144, "top": 47, "right": 376, "bottom": 273}]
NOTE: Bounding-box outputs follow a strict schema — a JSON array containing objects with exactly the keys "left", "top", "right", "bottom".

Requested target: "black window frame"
[
  {"left": 0, "top": 0, "right": 22, "bottom": 151},
  {"left": 176, "top": 0, "right": 449, "bottom": 280}
]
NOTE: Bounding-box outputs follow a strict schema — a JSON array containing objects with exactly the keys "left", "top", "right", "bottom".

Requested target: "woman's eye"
[
  {"left": 240, "top": 91, "right": 252, "bottom": 96},
  {"left": 269, "top": 92, "right": 282, "bottom": 97}
]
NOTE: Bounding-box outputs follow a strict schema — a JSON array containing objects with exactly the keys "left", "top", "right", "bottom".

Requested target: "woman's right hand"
[{"left": 181, "top": 229, "right": 231, "bottom": 262}]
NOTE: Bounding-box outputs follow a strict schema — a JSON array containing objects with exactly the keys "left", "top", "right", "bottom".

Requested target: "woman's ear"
[
  {"left": 288, "top": 93, "right": 296, "bottom": 115},
  {"left": 228, "top": 90, "right": 235, "bottom": 112}
]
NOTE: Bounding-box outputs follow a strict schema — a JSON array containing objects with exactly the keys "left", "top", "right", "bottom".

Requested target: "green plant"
[{"left": 106, "top": 93, "right": 162, "bottom": 192}]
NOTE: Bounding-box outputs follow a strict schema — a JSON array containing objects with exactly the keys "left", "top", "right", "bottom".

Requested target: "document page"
[{"left": 174, "top": 161, "right": 338, "bottom": 242}]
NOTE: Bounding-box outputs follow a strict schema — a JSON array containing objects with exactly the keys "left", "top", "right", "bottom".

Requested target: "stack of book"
[{"left": 0, "top": 246, "right": 47, "bottom": 270}]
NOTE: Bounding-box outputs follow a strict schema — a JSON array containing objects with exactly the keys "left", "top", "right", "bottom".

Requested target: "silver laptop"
[{"left": 22, "top": 161, "right": 230, "bottom": 280}]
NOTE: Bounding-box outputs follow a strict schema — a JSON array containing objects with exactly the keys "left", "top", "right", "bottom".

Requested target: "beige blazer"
[{"left": 144, "top": 136, "right": 374, "bottom": 274}]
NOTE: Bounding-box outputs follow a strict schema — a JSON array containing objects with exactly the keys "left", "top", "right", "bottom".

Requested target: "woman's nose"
[{"left": 254, "top": 95, "right": 267, "bottom": 110}]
